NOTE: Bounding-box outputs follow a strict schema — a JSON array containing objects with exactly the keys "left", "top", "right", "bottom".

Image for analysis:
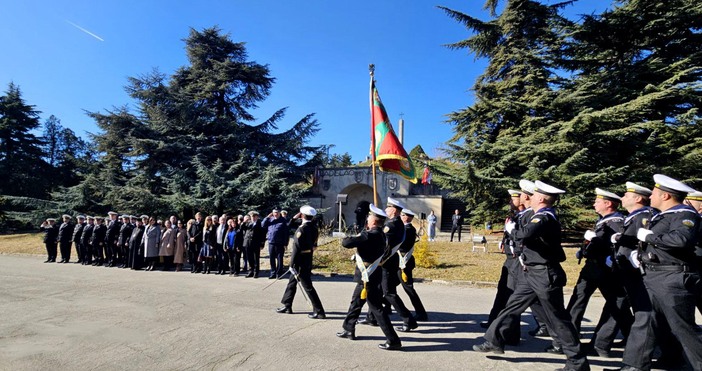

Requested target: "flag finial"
[{"left": 369, "top": 64, "right": 375, "bottom": 77}]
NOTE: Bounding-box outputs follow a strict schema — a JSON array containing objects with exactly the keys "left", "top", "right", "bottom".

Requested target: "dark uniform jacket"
[
  {"left": 41, "top": 224, "right": 59, "bottom": 244},
  {"left": 81, "top": 223, "right": 94, "bottom": 247},
  {"left": 262, "top": 216, "right": 289, "bottom": 245},
  {"left": 242, "top": 219, "right": 265, "bottom": 250},
  {"left": 72, "top": 222, "right": 86, "bottom": 244},
  {"left": 91, "top": 224, "right": 107, "bottom": 248},
  {"left": 188, "top": 220, "right": 203, "bottom": 247},
  {"left": 452, "top": 214, "right": 463, "bottom": 228},
  {"left": 504, "top": 207, "right": 533, "bottom": 257},
  {"left": 585, "top": 212, "right": 624, "bottom": 262},
  {"left": 129, "top": 225, "right": 145, "bottom": 253},
  {"left": 290, "top": 220, "right": 318, "bottom": 270},
  {"left": 58, "top": 222, "right": 75, "bottom": 245},
  {"left": 640, "top": 204, "right": 700, "bottom": 267},
  {"left": 512, "top": 207, "right": 566, "bottom": 265},
  {"left": 118, "top": 222, "right": 134, "bottom": 249},
  {"left": 399, "top": 222, "right": 417, "bottom": 271},
  {"left": 342, "top": 226, "right": 385, "bottom": 284},
  {"left": 105, "top": 219, "right": 121, "bottom": 246},
  {"left": 614, "top": 206, "right": 656, "bottom": 263}
]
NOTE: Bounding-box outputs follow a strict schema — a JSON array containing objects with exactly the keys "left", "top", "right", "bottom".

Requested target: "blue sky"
[{"left": 0, "top": 0, "right": 605, "bottom": 163}]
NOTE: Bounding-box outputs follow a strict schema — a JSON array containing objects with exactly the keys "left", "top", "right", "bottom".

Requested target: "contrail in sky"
[{"left": 65, "top": 20, "right": 104, "bottom": 41}]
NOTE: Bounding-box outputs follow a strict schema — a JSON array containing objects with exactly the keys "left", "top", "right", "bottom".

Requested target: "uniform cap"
[
  {"left": 534, "top": 180, "right": 566, "bottom": 196},
  {"left": 519, "top": 179, "right": 536, "bottom": 195},
  {"left": 299, "top": 205, "right": 317, "bottom": 216},
  {"left": 77, "top": 215, "right": 86, "bottom": 220},
  {"left": 387, "top": 197, "right": 406, "bottom": 210},
  {"left": 281, "top": 210, "right": 288, "bottom": 214},
  {"left": 625, "top": 182, "right": 652, "bottom": 197},
  {"left": 62, "top": 214, "right": 72, "bottom": 219},
  {"left": 95, "top": 216, "right": 104, "bottom": 220},
  {"left": 401, "top": 208, "right": 416, "bottom": 217},
  {"left": 653, "top": 174, "right": 695, "bottom": 196},
  {"left": 595, "top": 188, "right": 621, "bottom": 202},
  {"left": 272, "top": 208, "right": 280, "bottom": 213},
  {"left": 86, "top": 216, "right": 94, "bottom": 220},
  {"left": 248, "top": 211, "right": 259, "bottom": 216},
  {"left": 686, "top": 191, "right": 702, "bottom": 202},
  {"left": 369, "top": 204, "right": 388, "bottom": 219},
  {"left": 507, "top": 189, "right": 522, "bottom": 197},
  {"left": 46, "top": 218, "right": 56, "bottom": 222},
  {"left": 130, "top": 215, "right": 138, "bottom": 220},
  {"left": 120, "top": 215, "right": 130, "bottom": 219},
  {"left": 140, "top": 215, "right": 149, "bottom": 219},
  {"left": 108, "top": 211, "right": 118, "bottom": 216}
]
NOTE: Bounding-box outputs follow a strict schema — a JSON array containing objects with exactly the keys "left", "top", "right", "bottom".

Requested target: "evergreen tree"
[
  {"left": 439, "top": 0, "right": 571, "bottom": 223},
  {"left": 67, "top": 27, "right": 324, "bottom": 218},
  {"left": 0, "top": 83, "right": 50, "bottom": 198}
]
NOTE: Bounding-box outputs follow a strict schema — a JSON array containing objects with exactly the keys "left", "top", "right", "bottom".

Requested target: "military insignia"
[
  {"left": 383, "top": 226, "right": 390, "bottom": 233},
  {"left": 641, "top": 218, "right": 649, "bottom": 227},
  {"left": 682, "top": 219, "right": 695, "bottom": 228},
  {"left": 296, "top": 231, "right": 302, "bottom": 238},
  {"left": 531, "top": 218, "right": 541, "bottom": 223}
]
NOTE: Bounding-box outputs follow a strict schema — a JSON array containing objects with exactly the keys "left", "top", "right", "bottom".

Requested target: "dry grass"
[{"left": 2, "top": 233, "right": 583, "bottom": 287}]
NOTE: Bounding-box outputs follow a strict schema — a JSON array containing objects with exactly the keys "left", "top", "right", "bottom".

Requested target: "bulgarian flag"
[{"left": 370, "top": 78, "right": 417, "bottom": 183}]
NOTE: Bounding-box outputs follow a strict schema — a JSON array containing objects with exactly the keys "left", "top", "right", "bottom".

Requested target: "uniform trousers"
[
  {"left": 484, "top": 264, "right": 589, "bottom": 371},
  {"left": 399, "top": 264, "right": 427, "bottom": 318},
  {"left": 342, "top": 280, "right": 401, "bottom": 345},
  {"left": 246, "top": 245, "right": 260, "bottom": 274},
  {"left": 281, "top": 263, "right": 324, "bottom": 314},
  {"left": 638, "top": 269, "right": 702, "bottom": 370},
  {"left": 366, "top": 268, "right": 416, "bottom": 327},
  {"left": 59, "top": 241, "right": 72, "bottom": 261},
  {"left": 74, "top": 241, "right": 83, "bottom": 262},
  {"left": 45, "top": 242, "right": 57, "bottom": 261}
]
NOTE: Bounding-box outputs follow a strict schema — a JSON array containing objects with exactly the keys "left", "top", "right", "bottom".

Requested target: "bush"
[{"left": 414, "top": 233, "right": 437, "bottom": 268}]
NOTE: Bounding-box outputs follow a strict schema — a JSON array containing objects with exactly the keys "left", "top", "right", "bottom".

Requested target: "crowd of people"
[
  {"left": 37, "top": 173, "right": 702, "bottom": 369},
  {"left": 39, "top": 208, "right": 300, "bottom": 277}
]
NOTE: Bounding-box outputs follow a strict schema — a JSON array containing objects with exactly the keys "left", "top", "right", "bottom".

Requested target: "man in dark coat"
[
  {"left": 117, "top": 215, "right": 134, "bottom": 268},
  {"left": 57, "top": 215, "right": 75, "bottom": 263},
  {"left": 336, "top": 204, "right": 402, "bottom": 350},
  {"left": 40, "top": 218, "right": 59, "bottom": 263},
  {"left": 104, "top": 211, "right": 121, "bottom": 267},
  {"left": 128, "top": 215, "right": 147, "bottom": 270},
  {"left": 188, "top": 212, "right": 204, "bottom": 273},
  {"left": 91, "top": 216, "right": 107, "bottom": 266},
  {"left": 80, "top": 216, "right": 94, "bottom": 265},
  {"left": 72, "top": 215, "right": 86, "bottom": 264},
  {"left": 262, "top": 208, "right": 290, "bottom": 278},
  {"left": 277, "top": 206, "right": 325, "bottom": 318}
]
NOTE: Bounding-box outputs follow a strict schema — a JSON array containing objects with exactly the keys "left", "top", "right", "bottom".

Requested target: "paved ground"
[{"left": 0, "top": 255, "right": 638, "bottom": 370}]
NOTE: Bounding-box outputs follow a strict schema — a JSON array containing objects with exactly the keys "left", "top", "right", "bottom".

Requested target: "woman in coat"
[
  {"left": 174, "top": 220, "right": 188, "bottom": 272},
  {"left": 159, "top": 220, "right": 176, "bottom": 271},
  {"left": 427, "top": 210, "right": 437, "bottom": 242},
  {"left": 142, "top": 217, "right": 161, "bottom": 271},
  {"left": 199, "top": 216, "right": 215, "bottom": 274}
]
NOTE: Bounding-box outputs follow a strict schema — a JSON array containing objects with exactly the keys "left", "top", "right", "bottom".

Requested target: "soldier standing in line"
[
  {"left": 117, "top": 215, "right": 133, "bottom": 268},
  {"left": 474, "top": 180, "right": 590, "bottom": 371},
  {"left": 396, "top": 208, "right": 428, "bottom": 321},
  {"left": 40, "top": 218, "right": 59, "bottom": 263},
  {"left": 104, "top": 211, "right": 121, "bottom": 267},
  {"left": 336, "top": 204, "right": 402, "bottom": 350},
  {"left": 276, "top": 205, "right": 326, "bottom": 319},
  {"left": 72, "top": 215, "right": 86, "bottom": 264},
  {"left": 91, "top": 216, "right": 107, "bottom": 266},
  {"left": 80, "top": 216, "right": 94, "bottom": 265},
  {"left": 684, "top": 190, "right": 702, "bottom": 315},
  {"left": 57, "top": 214, "right": 75, "bottom": 263}
]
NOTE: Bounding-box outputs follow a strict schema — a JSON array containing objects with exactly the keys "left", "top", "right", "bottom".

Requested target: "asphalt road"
[{"left": 0, "top": 255, "right": 636, "bottom": 370}]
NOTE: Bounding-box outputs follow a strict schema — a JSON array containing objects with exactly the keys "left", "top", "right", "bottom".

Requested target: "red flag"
[
  {"left": 422, "top": 166, "right": 432, "bottom": 185},
  {"left": 370, "top": 79, "right": 417, "bottom": 183}
]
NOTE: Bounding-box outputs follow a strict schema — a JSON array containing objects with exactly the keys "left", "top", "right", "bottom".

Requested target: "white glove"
[
  {"left": 605, "top": 256, "right": 613, "bottom": 268},
  {"left": 637, "top": 228, "right": 653, "bottom": 242},
  {"left": 610, "top": 233, "right": 622, "bottom": 244},
  {"left": 505, "top": 221, "right": 516, "bottom": 234},
  {"left": 584, "top": 230, "right": 596, "bottom": 241},
  {"left": 628, "top": 250, "right": 640, "bottom": 268}
]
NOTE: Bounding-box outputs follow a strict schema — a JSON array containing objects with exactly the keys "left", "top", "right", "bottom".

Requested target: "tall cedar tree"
[
  {"left": 439, "top": 0, "right": 571, "bottom": 224},
  {"left": 68, "top": 27, "right": 323, "bottom": 217},
  {"left": 0, "top": 83, "right": 51, "bottom": 198}
]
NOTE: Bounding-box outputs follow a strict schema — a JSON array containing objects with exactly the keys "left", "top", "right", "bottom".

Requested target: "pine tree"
[{"left": 0, "top": 83, "right": 51, "bottom": 198}]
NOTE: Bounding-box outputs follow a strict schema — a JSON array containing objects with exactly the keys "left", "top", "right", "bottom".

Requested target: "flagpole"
[{"left": 369, "top": 64, "right": 379, "bottom": 206}]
